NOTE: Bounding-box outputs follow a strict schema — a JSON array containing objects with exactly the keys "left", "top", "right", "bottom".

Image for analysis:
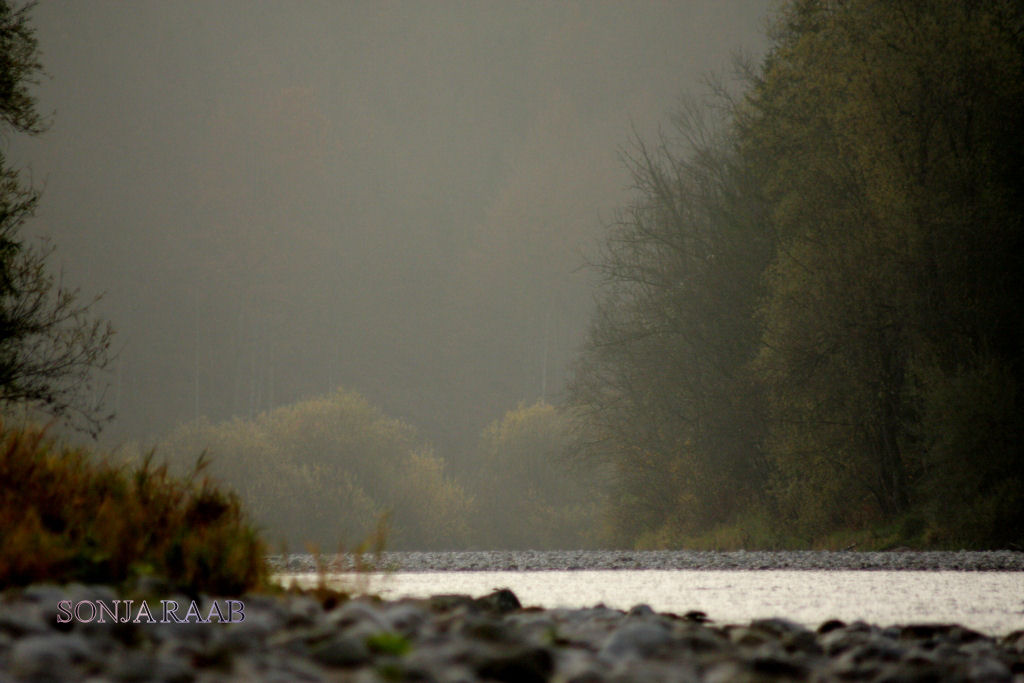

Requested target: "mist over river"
[{"left": 273, "top": 551, "right": 1024, "bottom": 636}]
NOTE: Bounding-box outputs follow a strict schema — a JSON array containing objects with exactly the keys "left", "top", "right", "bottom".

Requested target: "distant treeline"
[
  {"left": 568, "top": 0, "right": 1024, "bottom": 549},
  {"left": 129, "top": 391, "right": 604, "bottom": 551}
]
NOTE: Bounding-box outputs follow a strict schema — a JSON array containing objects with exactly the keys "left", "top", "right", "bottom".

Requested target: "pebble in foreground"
[{"left": 2, "top": 584, "right": 1023, "bottom": 682}]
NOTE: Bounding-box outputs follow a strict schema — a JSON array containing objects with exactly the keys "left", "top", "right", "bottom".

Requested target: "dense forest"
[
  {"left": 571, "top": 0, "right": 1024, "bottom": 550},
  {"left": 3, "top": 0, "right": 1023, "bottom": 552}
]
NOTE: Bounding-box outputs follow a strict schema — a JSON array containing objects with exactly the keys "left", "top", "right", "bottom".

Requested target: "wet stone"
[
  {"left": 427, "top": 593, "right": 477, "bottom": 613},
  {"left": 325, "top": 599, "right": 389, "bottom": 632},
  {"left": 819, "top": 623, "right": 878, "bottom": 657},
  {"left": 746, "top": 650, "right": 811, "bottom": 679},
  {"left": 223, "top": 600, "right": 284, "bottom": 642},
  {"left": 729, "top": 625, "right": 773, "bottom": 649},
  {"left": 600, "top": 620, "right": 674, "bottom": 660},
  {"left": 1002, "top": 629, "right": 1024, "bottom": 652},
  {"left": 474, "top": 588, "right": 522, "bottom": 614},
  {"left": 10, "top": 632, "right": 96, "bottom": 681},
  {"left": 109, "top": 650, "right": 165, "bottom": 683},
  {"left": 628, "top": 604, "right": 655, "bottom": 618},
  {"left": 308, "top": 632, "right": 371, "bottom": 668},
  {"left": 683, "top": 610, "right": 710, "bottom": 624},
  {"left": 505, "top": 612, "right": 560, "bottom": 647},
  {"left": 0, "top": 602, "right": 50, "bottom": 638},
  {"left": 872, "top": 658, "right": 961, "bottom": 683},
  {"left": 384, "top": 601, "right": 429, "bottom": 637},
  {"left": 966, "top": 656, "right": 1012, "bottom": 682},
  {"left": 475, "top": 645, "right": 554, "bottom": 683},
  {"left": 817, "top": 618, "right": 846, "bottom": 634},
  {"left": 458, "top": 613, "right": 514, "bottom": 643},
  {"left": 281, "top": 595, "right": 322, "bottom": 629},
  {"left": 674, "top": 625, "right": 732, "bottom": 657}
]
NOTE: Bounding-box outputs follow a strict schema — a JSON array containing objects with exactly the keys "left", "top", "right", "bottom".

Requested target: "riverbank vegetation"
[
  {"left": 130, "top": 389, "right": 473, "bottom": 551},
  {"left": 132, "top": 391, "right": 603, "bottom": 551},
  {"left": 0, "top": 422, "right": 267, "bottom": 593}
]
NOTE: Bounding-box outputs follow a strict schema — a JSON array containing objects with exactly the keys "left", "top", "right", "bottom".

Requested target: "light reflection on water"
[{"left": 276, "top": 570, "right": 1024, "bottom": 635}]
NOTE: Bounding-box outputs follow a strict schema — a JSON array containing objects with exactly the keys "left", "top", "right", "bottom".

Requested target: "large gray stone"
[
  {"left": 308, "top": 633, "right": 371, "bottom": 668},
  {"left": 601, "top": 621, "right": 673, "bottom": 660},
  {"left": 10, "top": 633, "right": 94, "bottom": 681}
]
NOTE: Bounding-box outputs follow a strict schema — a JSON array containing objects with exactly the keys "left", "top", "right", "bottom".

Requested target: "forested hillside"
[{"left": 570, "top": 0, "right": 1024, "bottom": 549}]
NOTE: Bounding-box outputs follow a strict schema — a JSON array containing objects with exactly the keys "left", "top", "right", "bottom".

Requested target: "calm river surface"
[{"left": 276, "top": 570, "right": 1024, "bottom": 636}]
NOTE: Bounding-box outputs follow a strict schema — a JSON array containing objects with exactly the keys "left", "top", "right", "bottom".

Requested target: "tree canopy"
[{"left": 570, "top": 0, "right": 1024, "bottom": 549}]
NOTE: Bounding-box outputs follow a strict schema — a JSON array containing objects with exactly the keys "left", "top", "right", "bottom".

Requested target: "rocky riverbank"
[{"left": 2, "top": 582, "right": 1023, "bottom": 682}]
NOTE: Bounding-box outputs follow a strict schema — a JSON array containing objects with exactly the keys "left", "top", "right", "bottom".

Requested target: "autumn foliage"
[{"left": 0, "top": 422, "right": 267, "bottom": 594}]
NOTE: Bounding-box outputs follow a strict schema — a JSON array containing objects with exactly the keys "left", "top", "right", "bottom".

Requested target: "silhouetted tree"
[
  {"left": 0, "top": 1, "right": 113, "bottom": 435},
  {"left": 569, "top": 98, "right": 773, "bottom": 545}
]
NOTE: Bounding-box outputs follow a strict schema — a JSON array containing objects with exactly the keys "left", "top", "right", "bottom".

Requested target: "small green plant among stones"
[{"left": 366, "top": 631, "right": 412, "bottom": 657}]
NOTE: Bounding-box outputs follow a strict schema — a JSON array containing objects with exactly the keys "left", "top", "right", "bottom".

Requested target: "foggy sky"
[{"left": 11, "top": 1, "right": 770, "bottom": 457}]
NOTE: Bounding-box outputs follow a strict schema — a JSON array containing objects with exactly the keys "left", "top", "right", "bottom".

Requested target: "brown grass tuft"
[{"left": 0, "top": 422, "right": 268, "bottom": 594}]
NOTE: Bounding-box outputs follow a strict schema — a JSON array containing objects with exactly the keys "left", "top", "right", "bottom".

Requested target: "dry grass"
[{"left": 0, "top": 422, "right": 268, "bottom": 595}]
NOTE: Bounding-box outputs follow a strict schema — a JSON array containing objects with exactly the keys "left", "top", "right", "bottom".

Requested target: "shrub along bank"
[
  {"left": 136, "top": 391, "right": 604, "bottom": 552},
  {"left": 0, "top": 422, "right": 267, "bottom": 595}
]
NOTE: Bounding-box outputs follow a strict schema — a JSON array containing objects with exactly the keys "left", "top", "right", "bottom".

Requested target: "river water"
[{"left": 276, "top": 569, "right": 1024, "bottom": 636}]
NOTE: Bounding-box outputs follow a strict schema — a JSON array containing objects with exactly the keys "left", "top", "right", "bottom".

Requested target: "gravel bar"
[{"left": 268, "top": 549, "right": 1024, "bottom": 574}]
